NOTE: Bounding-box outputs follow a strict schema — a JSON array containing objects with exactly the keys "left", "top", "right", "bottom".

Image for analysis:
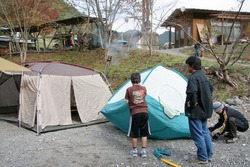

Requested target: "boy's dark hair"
[
  {"left": 131, "top": 72, "right": 141, "bottom": 84},
  {"left": 185, "top": 56, "right": 201, "bottom": 70}
]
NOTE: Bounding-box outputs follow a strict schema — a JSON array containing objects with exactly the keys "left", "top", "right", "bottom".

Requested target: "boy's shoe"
[
  {"left": 140, "top": 149, "right": 147, "bottom": 158},
  {"left": 130, "top": 148, "right": 138, "bottom": 157}
]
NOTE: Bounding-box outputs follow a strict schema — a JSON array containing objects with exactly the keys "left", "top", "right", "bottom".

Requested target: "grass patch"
[
  {"left": 181, "top": 44, "right": 250, "bottom": 63},
  {"left": 6, "top": 48, "right": 250, "bottom": 101}
]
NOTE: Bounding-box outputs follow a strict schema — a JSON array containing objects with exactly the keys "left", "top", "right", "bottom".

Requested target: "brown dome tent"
[{"left": 1, "top": 60, "right": 112, "bottom": 134}]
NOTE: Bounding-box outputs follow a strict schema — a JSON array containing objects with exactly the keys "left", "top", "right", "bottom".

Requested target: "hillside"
[
  {"left": 53, "top": 0, "right": 83, "bottom": 20},
  {"left": 159, "top": 31, "right": 175, "bottom": 47}
]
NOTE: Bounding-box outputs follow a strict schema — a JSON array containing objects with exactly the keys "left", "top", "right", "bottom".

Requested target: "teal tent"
[{"left": 101, "top": 65, "right": 191, "bottom": 139}]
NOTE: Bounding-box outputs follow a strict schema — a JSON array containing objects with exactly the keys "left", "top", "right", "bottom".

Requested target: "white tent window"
[
  {"left": 39, "top": 75, "right": 72, "bottom": 129},
  {"left": 19, "top": 74, "right": 39, "bottom": 127},
  {"left": 72, "top": 74, "right": 111, "bottom": 123}
]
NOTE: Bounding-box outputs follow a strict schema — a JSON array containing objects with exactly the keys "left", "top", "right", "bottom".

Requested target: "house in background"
[{"left": 161, "top": 8, "right": 250, "bottom": 48}]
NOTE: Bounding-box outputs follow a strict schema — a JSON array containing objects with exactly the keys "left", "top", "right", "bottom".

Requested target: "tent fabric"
[
  {"left": 0, "top": 57, "right": 31, "bottom": 71},
  {"left": 19, "top": 74, "right": 38, "bottom": 127},
  {"left": 39, "top": 75, "right": 72, "bottom": 129},
  {"left": 158, "top": 97, "right": 181, "bottom": 119},
  {"left": 1, "top": 60, "right": 112, "bottom": 132},
  {"left": 22, "top": 62, "right": 96, "bottom": 76},
  {"left": 72, "top": 75, "right": 111, "bottom": 123},
  {"left": 16, "top": 61, "right": 112, "bottom": 131},
  {"left": 0, "top": 58, "right": 29, "bottom": 113},
  {"left": 0, "top": 76, "right": 19, "bottom": 107},
  {"left": 101, "top": 64, "right": 191, "bottom": 139}
]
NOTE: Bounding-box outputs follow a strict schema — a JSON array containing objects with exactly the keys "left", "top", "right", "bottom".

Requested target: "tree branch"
[
  {"left": 222, "top": 0, "right": 245, "bottom": 58},
  {"left": 230, "top": 42, "right": 250, "bottom": 67}
]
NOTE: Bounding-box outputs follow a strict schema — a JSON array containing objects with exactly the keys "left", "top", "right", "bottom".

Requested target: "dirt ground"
[{"left": 0, "top": 112, "right": 249, "bottom": 167}]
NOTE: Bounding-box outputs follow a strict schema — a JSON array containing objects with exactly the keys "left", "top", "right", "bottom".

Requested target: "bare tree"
[
  {"left": 0, "top": 0, "right": 59, "bottom": 62},
  {"left": 206, "top": 0, "right": 250, "bottom": 87},
  {"left": 69, "top": 0, "right": 128, "bottom": 49},
  {"left": 126, "top": 0, "right": 177, "bottom": 55},
  {"left": 67, "top": 0, "right": 130, "bottom": 76}
]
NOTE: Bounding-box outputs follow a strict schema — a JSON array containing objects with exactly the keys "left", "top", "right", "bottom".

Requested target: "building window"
[
  {"left": 180, "top": 30, "right": 184, "bottom": 47},
  {"left": 211, "top": 21, "right": 241, "bottom": 42},
  {"left": 176, "top": 30, "right": 179, "bottom": 47}
]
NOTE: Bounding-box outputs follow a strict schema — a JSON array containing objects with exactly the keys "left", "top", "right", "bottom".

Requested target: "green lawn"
[{"left": 6, "top": 48, "right": 250, "bottom": 101}]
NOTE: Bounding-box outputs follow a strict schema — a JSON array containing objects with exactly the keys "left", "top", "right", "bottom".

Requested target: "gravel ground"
[{"left": 0, "top": 109, "right": 249, "bottom": 167}]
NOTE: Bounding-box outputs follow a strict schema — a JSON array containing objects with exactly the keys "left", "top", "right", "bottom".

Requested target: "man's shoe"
[
  {"left": 141, "top": 149, "right": 147, "bottom": 158},
  {"left": 190, "top": 158, "right": 208, "bottom": 164},
  {"left": 208, "top": 157, "right": 213, "bottom": 162},
  {"left": 224, "top": 133, "right": 234, "bottom": 138},
  {"left": 225, "top": 136, "right": 239, "bottom": 143},
  {"left": 130, "top": 148, "right": 138, "bottom": 157}
]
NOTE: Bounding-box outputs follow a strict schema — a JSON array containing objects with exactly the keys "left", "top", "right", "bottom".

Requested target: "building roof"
[
  {"left": 1, "top": 16, "right": 102, "bottom": 33},
  {"left": 162, "top": 8, "right": 250, "bottom": 27}
]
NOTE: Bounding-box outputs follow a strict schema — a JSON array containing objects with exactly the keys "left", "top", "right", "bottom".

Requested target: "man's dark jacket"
[
  {"left": 185, "top": 70, "right": 213, "bottom": 119},
  {"left": 211, "top": 106, "right": 249, "bottom": 134}
]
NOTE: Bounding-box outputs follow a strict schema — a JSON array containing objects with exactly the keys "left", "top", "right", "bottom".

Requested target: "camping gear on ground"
[
  {"left": 153, "top": 148, "right": 181, "bottom": 167},
  {"left": 153, "top": 148, "right": 171, "bottom": 158},
  {"left": 160, "top": 158, "right": 182, "bottom": 167},
  {"left": 0, "top": 60, "right": 112, "bottom": 134},
  {"left": 101, "top": 64, "right": 191, "bottom": 139}
]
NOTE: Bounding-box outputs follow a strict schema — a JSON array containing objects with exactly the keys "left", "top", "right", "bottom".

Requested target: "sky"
[{"left": 112, "top": 0, "right": 250, "bottom": 34}]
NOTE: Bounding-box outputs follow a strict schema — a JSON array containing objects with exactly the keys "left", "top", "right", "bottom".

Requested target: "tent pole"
[
  {"left": 18, "top": 71, "right": 24, "bottom": 127},
  {"left": 36, "top": 72, "right": 41, "bottom": 136},
  {"left": 99, "top": 71, "right": 114, "bottom": 93}
]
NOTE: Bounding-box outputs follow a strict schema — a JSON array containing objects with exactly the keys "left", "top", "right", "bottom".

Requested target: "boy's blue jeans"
[{"left": 188, "top": 118, "right": 213, "bottom": 161}]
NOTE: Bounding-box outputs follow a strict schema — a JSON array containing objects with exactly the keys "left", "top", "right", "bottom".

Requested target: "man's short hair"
[
  {"left": 131, "top": 72, "right": 141, "bottom": 84},
  {"left": 185, "top": 56, "right": 201, "bottom": 70}
]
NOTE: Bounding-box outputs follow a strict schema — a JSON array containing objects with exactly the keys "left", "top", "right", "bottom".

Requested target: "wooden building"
[
  {"left": 161, "top": 8, "right": 250, "bottom": 48},
  {"left": 0, "top": 16, "right": 104, "bottom": 53}
]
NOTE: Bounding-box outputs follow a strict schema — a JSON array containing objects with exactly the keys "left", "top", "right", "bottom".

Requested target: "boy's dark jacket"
[{"left": 185, "top": 70, "right": 213, "bottom": 119}]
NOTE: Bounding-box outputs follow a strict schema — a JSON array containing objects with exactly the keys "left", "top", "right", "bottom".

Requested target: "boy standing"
[{"left": 125, "top": 72, "right": 150, "bottom": 158}]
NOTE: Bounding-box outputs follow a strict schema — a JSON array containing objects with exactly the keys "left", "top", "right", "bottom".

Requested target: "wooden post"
[
  {"left": 9, "top": 41, "right": 12, "bottom": 57},
  {"left": 169, "top": 26, "right": 172, "bottom": 49}
]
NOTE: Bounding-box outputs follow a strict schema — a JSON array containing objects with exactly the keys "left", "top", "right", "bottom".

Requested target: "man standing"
[
  {"left": 185, "top": 56, "right": 213, "bottom": 164},
  {"left": 209, "top": 101, "right": 249, "bottom": 143}
]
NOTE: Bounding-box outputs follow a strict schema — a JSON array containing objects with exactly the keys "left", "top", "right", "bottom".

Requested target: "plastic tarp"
[{"left": 101, "top": 64, "right": 191, "bottom": 139}]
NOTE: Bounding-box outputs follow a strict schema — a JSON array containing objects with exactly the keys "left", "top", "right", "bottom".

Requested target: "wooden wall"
[{"left": 192, "top": 19, "right": 205, "bottom": 44}]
